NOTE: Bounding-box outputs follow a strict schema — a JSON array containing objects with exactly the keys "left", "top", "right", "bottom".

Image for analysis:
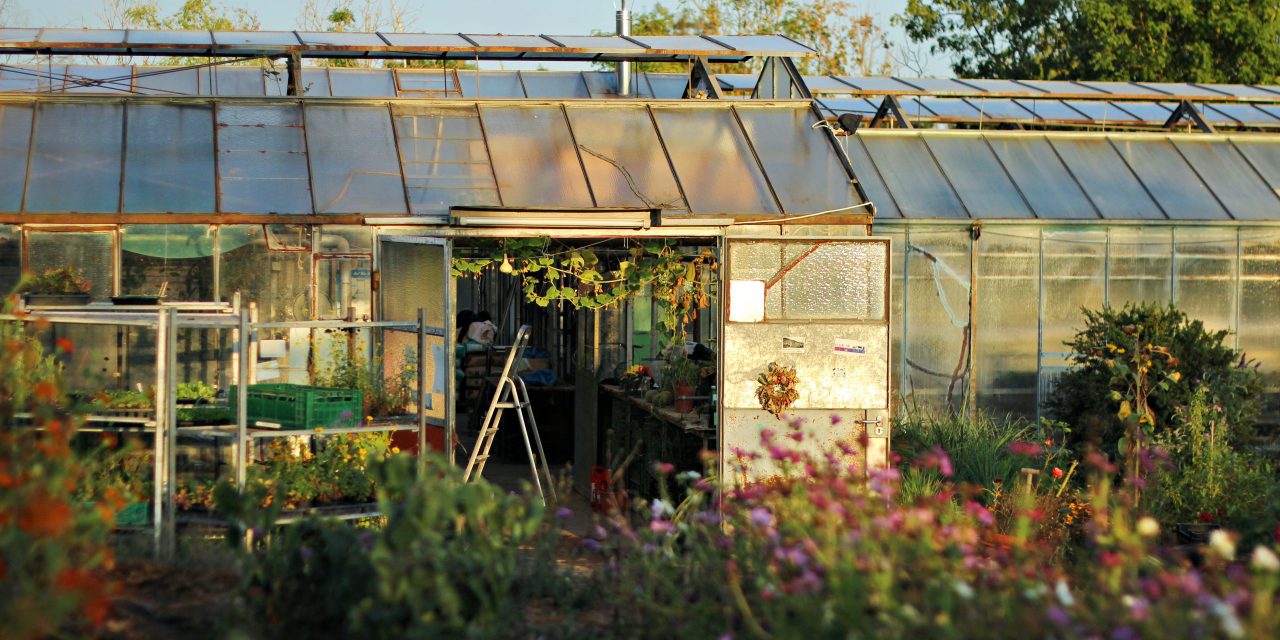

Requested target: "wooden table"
[{"left": 598, "top": 384, "right": 715, "bottom": 498}]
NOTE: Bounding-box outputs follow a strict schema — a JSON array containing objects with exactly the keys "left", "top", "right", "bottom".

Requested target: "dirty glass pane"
[
  {"left": 134, "top": 66, "right": 199, "bottom": 95},
  {"left": 1042, "top": 230, "right": 1106, "bottom": 363},
  {"left": 875, "top": 225, "right": 907, "bottom": 405},
  {"left": 296, "top": 67, "right": 331, "bottom": 96},
  {"left": 0, "top": 104, "right": 32, "bottom": 212},
  {"left": 124, "top": 103, "right": 215, "bottom": 213},
  {"left": 328, "top": 68, "right": 395, "bottom": 96},
  {"left": 121, "top": 224, "right": 214, "bottom": 299},
  {"left": 318, "top": 226, "right": 372, "bottom": 253},
  {"left": 380, "top": 240, "right": 445, "bottom": 327},
  {"left": 305, "top": 105, "right": 407, "bottom": 214},
  {"left": 27, "top": 231, "right": 114, "bottom": 300},
  {"left": 985, "top": 134, "right": 1094, "bottom": 219},
  {"left": 521, "top": 71, "right": 589, "bottom": 98},
  {"left": 316, "top": 257, "right": 372, "bottom": 320},
  {"left": 393, "top": 105, "right": 500, "bottom": 215},
  {"left": 478, "top": 105, "right": 593, "bottom": 208},
  {"left": 923, "top": 135, "right": 1032, "bottom": 218},
  {"left": 218, "top": 225, "right": 313, "bottom": 322},
  {"left": 216, "top": 104, "right": 312, "bottom": 214},
  {"left": 728, "top": 240, "right": 886, "bottom": 321},
  {"left": 1108, "top": 227, "right": 1172, "bottom": 306},
  {"left": 1229, "top": 139, "right": 1280, "bottom": 196},
  {"left": 396, "top": 69, "right": 459, "bottom": 95},
  {"left": 1048, "top": 137, "right": 1165, "bottom": 219},
  {"left": 583, "top": 71, "right": 619, "bottom": 98},
  {"left": 843, "top": 136, "right": 899, "bottom": 218},
  {"left": 975, "top": 227, "right": 1039, "bottom": 417},
  {"left": 859, "top": 134, "right": 966, "bottom": 218},
  {"left": 0, "top": 226, "right": 20, "bottom": 293},
  {"left": 1110, "top": 138, "right": 1227, "bottom": 220},
  {"left": 735, "top": 106, "right": 860, "bottom": 215},
  {"left": 457, "top": 71, "right": 525, "bottom": 98},
  {"left": 564, "top": 106, "right": 686, "bottom": 210},
  {"left": 1172, "top": 227, "right": 1237, "bottom": 333},
  {"left": 651, "top": 106, "right": 778, "bottom": 214},
  {"left": 1240, "top": 232, "right": 1280, "bottom": 423},
  {"left": 1175, "top": 139, "right": 1280, "bottom": 220},
  {"left": 209, "top": 66, "right": 265, "bottom": 96},
  {"left": 902, "top": 228, "right": 971, "bottom": 408},
  {"left": 27, "top": 102, "right": 122, "bottom": 213}
]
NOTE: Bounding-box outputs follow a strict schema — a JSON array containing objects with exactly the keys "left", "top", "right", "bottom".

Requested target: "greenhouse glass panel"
[
  {"left": 0, "top": 64, "right": 61, "bottom": 92},
  {"left": 305, "top": 105, "right": 407, "bottom": 214},
  {"left": 879, "top": 226, "right": 906, "bottom": 404},
  {"left": 134, "top": 66, "right": 199, "bottom": 95},
  {"left": 651, "top": 106, "right": 778, "bottom": 214},
  {"left": 121, "top": 224, "right": 213, "bottom": 300},
  {"left": 219, "top": 225, "right": 312, "bottom": 323},
  {"left": 966, "top": 98, "right": 1035, "bottom": 120},
  {"left": 216, "top": 104, "right": 312, "bottom": 214},
  {"left": 902, "top": 228, "right": 971, "bottom": 408},
  {"left": 479, "top": 105, "right": 593, "bottom": 208},
  {"left": 845, "top": 137, "right": 899, "bottom": 218},
  {"left": 27, "top": 102, "right": 122, "bottom": 213},
  {"left": 521, "top": 72, "right": 589, "bottom": 98},
  {"left": 1240, "top": 232, "right": 1280, "bottom": 421},
  {"left": 984, "top": 134, "right": 1094, "bottom": 218},
  {"left": 1231, "top": 139, "right": 1280, "bottom": 194},
  {"left": 1063, "top": 100, "right": 1142, "bottom": 122},
  {"left": 27, "top": 231, "right": 114, "bottom": 300},
  {"left": 211, "top": 31, "right": 300, "bottom": 47},
  {"left": 1041, "top": 230, "right": 1106, "bottom": 365},
  {"left": 0, "top": 104, "right": 32, "bottom": 212},
  {"left": 859, "top": 134, "right": 966, "bottom": 218},
  {"left": 735, "top": 106, "right": 859, "bottom": 215},
  {"left": 210, "top": 66, "right": 265, "bottom": 95},
  {"left": 582, "top": 71, "right": 619, "bottom": 98},
  {"left": 1173, "top": 139, "right": 1280, "bottom": 220},
  {"left": 1013, "top": 99, "right": 1087, "bottom": 122},
  {"left": 124, "top": 103, "right": 215, "bottom": 213},
  {"left": 564, "top": 106, "right": 685, "bottom": 210},
  {"left": 298, "top": 67, "right": 331, "bottom": 96},
  {"left": 318, "top": 226, "right": 372, "bottom": 253},
  {"left": 328, "top": 68, "right": 395, "bottom": 96},
  {"left": 922, "top": 135, "right": 1032, "bottom": 218},
  {"left": 975, "top": 228, "right": 1039, "bottom": 417},
  {"left": 645, "top": 73, "right": 690, "bottom": 99},
  {"left": 393, "top": 105, "right": 500, "bottom": 215},
  {"left": 396, "top": 69, "right": 458, "bottom": 94},
  {"left": 1173, "top": 227, "right": 1237, "bottom": 334},
  {"left": 1109, "top": 102, "right": 1173, "bottom": 122},
  {"left": 1048, "top": 137, "right": 1164, "bottom": 219},
  {"left": 457, "top": 71, "right": 524, "bottom": 98},
  {"left": 64, "top": 65, "right": 132, "bottom": 93},
  {"left": 1108, "top": 227, "right": 1172, "bottom": 306},
  {"left": 296, "top": 31, "right": 385, "bottom": 47},
  {"left": 1109, "top": 138, "right": 1227, "bottom": 220},
  {"left": 0, "top": 226, "right": 19, "bottom": 294}
]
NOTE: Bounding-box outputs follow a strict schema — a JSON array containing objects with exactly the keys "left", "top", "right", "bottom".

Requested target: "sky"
[{"left": 9, "top": 0, "right": 947, "bottom": 75}]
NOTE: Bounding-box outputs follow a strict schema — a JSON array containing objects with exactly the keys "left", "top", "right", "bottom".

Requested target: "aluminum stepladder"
[{"left": 462, "top": 325, "right": 556, "bottom": 503}]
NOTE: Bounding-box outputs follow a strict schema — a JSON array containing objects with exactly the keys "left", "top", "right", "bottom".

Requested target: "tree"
[
  {"left": 119, "top": 0, "right": 260, "bottom": 31},
  {"left": 900, "top": 0, "right": 1280, "bottom": 83},
  {"left": 631, "top": 0, "right": 896, "bottom": 75}
]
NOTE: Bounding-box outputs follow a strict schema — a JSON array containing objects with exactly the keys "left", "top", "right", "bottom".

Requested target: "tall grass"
[{"left": 893, "top": 404, "right": 1035, "bottom": 492}]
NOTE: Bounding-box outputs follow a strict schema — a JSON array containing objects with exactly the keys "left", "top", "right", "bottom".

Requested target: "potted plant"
[
  {"left": 664, "top": 356, "right": 702, "bottom": 413},
  {"left": 18, "top": 266, "right": 92, "bottom": 307}
]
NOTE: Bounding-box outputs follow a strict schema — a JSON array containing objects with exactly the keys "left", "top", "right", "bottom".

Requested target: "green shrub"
[{"left": 1046, "top": 304, "right": 1264, "bottom": 454}]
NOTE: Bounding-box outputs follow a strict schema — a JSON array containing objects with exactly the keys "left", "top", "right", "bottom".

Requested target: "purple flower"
[
  {"left": 650, "top": 520, "right": 676, "bottom": 535},
  {"left": 749, "top": 507, "right": 774, "bottom": 529},
  {"left": 581, "top": 538, "right": 601, "bottom": 552},
  {"left": 556, "top": 507, "right": 574, "bottom": 519},
  {"left": 1046, "top": 605, "right": 1071, "bottom": 627}
]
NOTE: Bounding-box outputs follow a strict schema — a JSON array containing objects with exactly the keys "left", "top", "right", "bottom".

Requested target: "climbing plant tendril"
[{"left": 451, "top": 238, "right": 716, "bottom": 346}]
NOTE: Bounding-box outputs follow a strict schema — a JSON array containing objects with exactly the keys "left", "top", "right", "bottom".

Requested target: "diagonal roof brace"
[
  {"left": 868, "top": 95, "right": 913, "bottom": 129},
  {"left": 683, "top": 57, "right": 724, "bottom": 99},
  {"left": 1162, "top": 99, "right": 1216, "bottom": 133}
]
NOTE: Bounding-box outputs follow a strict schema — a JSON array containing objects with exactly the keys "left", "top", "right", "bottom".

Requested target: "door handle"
[
  {"left": 855, "top": 417, "right": 887, "bottom": 437},
  {"left": 854, "top": 418, "right": 881, "bottom": 426}
]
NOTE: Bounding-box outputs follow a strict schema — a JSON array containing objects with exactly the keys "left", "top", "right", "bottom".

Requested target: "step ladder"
[{"left": 462, "top": 325, "right": 556, "bottom": 503}]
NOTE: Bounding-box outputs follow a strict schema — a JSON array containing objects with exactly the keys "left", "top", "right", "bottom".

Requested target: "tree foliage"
[
  {"left": 631, "top": 0, "right": 896, "bottom": 75},
  {"left": 120, "top": 0, "right": 259, "bottom": 31},
  {"left": 900, "top": 0, "right": 1280, "bottom": 83}
]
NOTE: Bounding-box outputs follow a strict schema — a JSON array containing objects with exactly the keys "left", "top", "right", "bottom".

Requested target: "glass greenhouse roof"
[{"left": 0, "top": 97, "right": 861, "bottom": 219}]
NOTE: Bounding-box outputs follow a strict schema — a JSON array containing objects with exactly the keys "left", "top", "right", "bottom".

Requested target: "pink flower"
[
  {"left": 653, "top": 461, "right": 676, "bottom": 476},
  {"left": 1008, "top": 441, "right": 1043, "bottom": 457}
]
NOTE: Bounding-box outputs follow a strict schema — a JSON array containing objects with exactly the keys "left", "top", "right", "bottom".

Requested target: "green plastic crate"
[
  {"left": 228, "top": 384, "right": 363, "bottom": 430},
  {"left": 117, "top": 502, "right": 150, "bottom": 527}
]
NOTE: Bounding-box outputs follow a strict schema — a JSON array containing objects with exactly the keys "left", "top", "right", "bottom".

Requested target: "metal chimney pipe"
[{"left": 616, "top": 0, "right": 631, "bottom": 97}]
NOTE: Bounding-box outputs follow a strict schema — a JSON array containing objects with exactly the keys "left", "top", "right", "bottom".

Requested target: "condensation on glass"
[
  {"left": 27, "top": 102, "right": 123, "bottom": 213},
  {"left": 1107, "top": 226, "right": 1173, "bottom": 306},
  {"left": 563, "top": 105, "right": 686, "bottom": 210},
  {"left": 650, "top": 106, "right": 779, "bottom": 215},
  {"left": 216, "top": 103, "right": 312, "bottom": 214},
  {"left": 902, "top": 229, "right": 971, "bottom": 407},
  {"left": 124, "top": 103, "right": 215, "bottom": 213},
  {"left": 305, "top": 105, "right": 408, "bottom": 214},
  {"left": 392, "top": 105, "right": 500, "bottom": 215},
  {"left": 478, "top": 104, "right": 593, "bottom": 208}
]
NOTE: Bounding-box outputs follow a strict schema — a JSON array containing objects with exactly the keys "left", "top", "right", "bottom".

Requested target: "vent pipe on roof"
[{"left": 616, "top": 0, "right": 631, "bottom": 96}]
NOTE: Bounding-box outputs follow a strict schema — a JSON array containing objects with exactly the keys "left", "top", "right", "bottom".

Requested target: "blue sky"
[{"left": 11, "top": 0, "right": 946, "bottom": 75}]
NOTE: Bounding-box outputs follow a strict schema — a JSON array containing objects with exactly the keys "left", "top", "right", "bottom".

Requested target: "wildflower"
[
  {"left": 1251, "top": 546, "right": 1280, "bottom": 573},
  {"left": 1136, "top": 516, "right": 1160, "bottom": 538},
  {"left": 650, "top": 499, "right": 673, "bottom": 519},
  {"left": 749, "top": 507, "right": 774, "bottom": 529},
  {"left": 1052, "top": 467, "right": 1064, "bottom": 479},
  {"left": 1009, "top": 441, "right": 1043, "bottom": 457},
  {"left": 649, "top": 520, "right": 675, "bottom": 535},
  {"left": 1210, "top": 597, "right": 1245, "bottom": 638},
  {"left": 830, "top": 413, "right": 842, "bottom": 425},
  {"left": 1209, "top": 530, "right": 1237, "bottom": 560},
  {"left": 556, "top": 507, "right": 574, "bottom": 520},
  {"left": 55, "top": 337, "right": 73, "bottom": 354},
  {"left": 952, "top": 580, "right": 974, "bottom": 600},
  {"left": 1054, "top": 579, "right": 1075, "bottom": 607},
  {"left": 653, "top": 461, "right": 675, "bottom": 476},
  {"left": 581, "top": 538, "right": 601, "bottom": 552}
]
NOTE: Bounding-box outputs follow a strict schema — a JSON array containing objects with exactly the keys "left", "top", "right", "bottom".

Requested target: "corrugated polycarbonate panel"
[
  {"left": 521, "top": 72, "right": 589, "bottom": 98},
  {"left": 984, "top": 134, "right": 1095, "bottom": 219},
  {"left": 328, "top": 68, "right": 395, "bottom": 96},
  {"left": 650, "top": 106, "right": 778, "bottom": 214},
  {"left": 1109, "top": 138, "right": 1228, "bottom": 220},
  {"left": 27, "top": 102, "right": 123, "bottom": 212},
  {"left": 456, "top": 71, "right": 524, "bottom": 98},
  {"left": 842, "top": 136, "right": 899, "bottom": 218},
  {"left": 1172, "top": 139, "right": 1280, "bottom": 220},
  {"left": 217, "top": 104, "right": 312, "bottom": 214},
  {"left": 735, "top": 106, "right": 858, "bottom": 214},
  {"left": 1048, "top": 137, "right": 1164, "bottom": 219},
  {"left": 305, "top": 105, "right": 407, "bottom": 214},
  {"left": 478, "top": 105, "right": 593, "bottom": 208},
  {"left": 1231, "top": 139, "right": 1280, "bottom": 195},
  {"left": 563, "top": 106, "right": 686, "bottom": 210},
  {"left": 392, "top": 105, "right": 500, "bottom": 215},
  {"left": 923, "top": 136, "right": 1032, "bottom": 218},
  {"left": 0, "top": 104, "right": 32, "bottom": 211},
  {"left": 124, "top": 103, "right": 215, "bottom": 213},
  {"left": 857, "top": 134, "right": 966, "bottom": 218}
]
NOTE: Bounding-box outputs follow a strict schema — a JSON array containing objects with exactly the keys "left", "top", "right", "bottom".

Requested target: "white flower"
[
  {"left": 1209, "top": 530, "right": 1237, "bottom": 560},
  {"left": 1211, "top": 597, "right": 1245, "bottom": 638},
  {"left": 952, "top": 580, "right": 974, "bottom": 600},
  {"left": 1055, "top": 579, "right": 1075, "bottom": 608},
  {"left": 1251, "top": 546, "right": 1280, "bottom": 573},
  {"left": 1136, "top": 516, "right": 1160, "bottom": 538}
]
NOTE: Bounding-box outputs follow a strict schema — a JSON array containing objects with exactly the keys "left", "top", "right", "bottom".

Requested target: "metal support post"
[
  {"left": 236, "top": 304, "right": 250, "bottom": 489},
  {"left": 152, "top": 307, "right": 169, "bottom": 555},
  {"left": 417, "top": 308, "right": 428, "bottom": 464},
  {"left": 163, "top": 307, "right": 178, "bottom": 558}
]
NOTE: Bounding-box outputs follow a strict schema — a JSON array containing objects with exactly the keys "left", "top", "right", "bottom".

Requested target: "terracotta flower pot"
[{"left": 674, "top": 384, "right": 695, "bottom": 413}]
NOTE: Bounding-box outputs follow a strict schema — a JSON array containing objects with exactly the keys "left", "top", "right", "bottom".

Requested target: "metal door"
[
  {"left": 720, "top": 236, "right": 892, "bottom": 482},
  {"left": 378, "top": 236, "right": 454, "bottom": 460}
]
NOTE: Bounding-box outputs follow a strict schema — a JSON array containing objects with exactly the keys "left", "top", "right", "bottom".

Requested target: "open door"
[
  {"left": 378, "top": 235, "right": 453, "bottom": 461},
  {"left": 720, "top": 236, "right": 892, "bottom": 482}
]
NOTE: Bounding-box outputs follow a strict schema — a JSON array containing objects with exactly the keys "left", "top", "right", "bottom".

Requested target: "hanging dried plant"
[{"left": 755, "top": 362, "right": 799, "bottom": 418}]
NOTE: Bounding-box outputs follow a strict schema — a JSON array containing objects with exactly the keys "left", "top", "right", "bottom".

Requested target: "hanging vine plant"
[{"left": 451, "top": 238, "right": 716, "bottom": 345}]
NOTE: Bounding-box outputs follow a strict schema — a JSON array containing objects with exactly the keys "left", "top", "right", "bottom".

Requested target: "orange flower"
[
  {"left": 55, "top": 338, "right": 73, "bottom": 354},
  {"left": 18, "top": 497, "right": 73, "bottom": 537},
  {"left": 35, "top": 382, "right": 58, "bottom": 402}
]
